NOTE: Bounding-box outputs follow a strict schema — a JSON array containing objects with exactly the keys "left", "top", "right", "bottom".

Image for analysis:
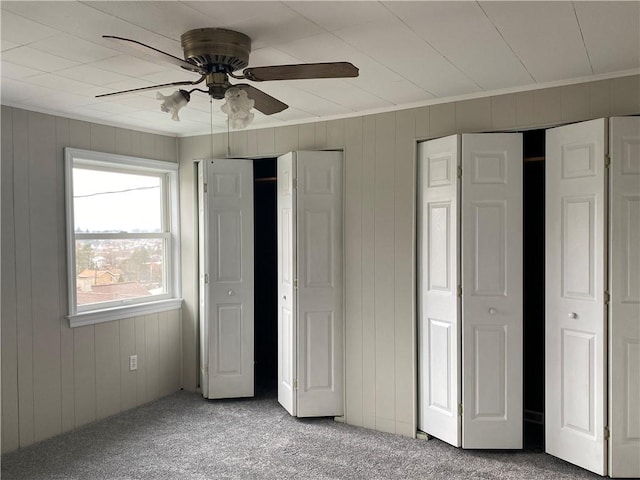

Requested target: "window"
[{"left": 65, "top": 148, "right": 181, "bottom": 327}]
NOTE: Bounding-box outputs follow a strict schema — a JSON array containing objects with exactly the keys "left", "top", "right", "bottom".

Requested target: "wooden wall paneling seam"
[
  {"left": 169, "top": 310, "right": 181, "bottom": 391},
  {"left": 119, "top": 318, "right": 137, "bottom": 412},
  {"left": 327, "top": 119, "right": 345, "bottom": 149},
  {"left": 344, "top": 117, "right": 364, "bottom": 427},
  {"left": 414, "top": 106, "right": 430, "bottom": 141},
  {"left": 69, "top": 119, "right": 91, "bottom": 150},
  {"left": 610, "top": 76, "right": 640, "bottom": 114},
  {"left": 178, "top": 309, "right": 184, "bottom": 389},
  {"left": 145, "top": 313, "right": 160, "bottom": 402},
  {"left": 139, "top": 132, "right": 156, "bottom": 159},
  {"left": 533, "top": 88, "right": 563, "bottom": 126},
  {"left": 135, "top": 316, "right": 147, "bottom": 406},
  {"left": 274, "top": 126, "right": 298, "bottom": 154},
  {"left": 491, "top": 95, "right": 517, "bottom": 131},
  {"left": 257, "top": 128, "right": 275, "bottom": 155},
  {"left": 177, "top": 146, "right": 197, "bottom": 392},
  {"left": 115, "top": 128, "right": 133, "bottom": 156},
  {"left": 56, "top": 116, "right": 75, "bottom": 434},
  {"left": 90, "top": 124, "right": 115, "bottom": 154},
  {"left": 1, "top": 106, "right": 20, "bottom": 452},
  {"left": 373, "top": 112, "right": 396, "bottom": 432},
  {"left": 560, "top": 84, "right": 590, "bottom": 123},
  {"left": 29, "top": 112, "right": 62, "bottom": 443},
  {"left": 315, "top": 122, "right": 327, "bottom": 149},
  {"left": 13, "top": 108, "right": 35, "bottom": 448},
  {"left": 394, "top": 109, "right": 416, "bottom": 435},
  {"left": 95, "top": 321, "right": 122, "bottom": 419},
  {"left": 430, "top": 103, "right": 456, "bottom": 139},
  {"left": 454, "top": 98, "right": 491, "bottom": 134},
  {"left": 361, "top": 115, "right": 377, "bottom": 429},
  {"left": 299, "top": 124, "right": 315, "bottom": 150},
  {"left": 158, "top": 312, "right": 169, "bottom": 396},
  {"left": 589, "top": 80, "right": 611, "bottom": 119},
  {"left": 73, "top": 325, "right": 96, "bottom": 428}
]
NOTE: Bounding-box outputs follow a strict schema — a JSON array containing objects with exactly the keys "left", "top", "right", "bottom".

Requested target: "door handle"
[
  {"left": 489, "top": 308, "right": 497, "bottom": 315},
  {"left": 568, "top": 312, "right": 578, "bottom": 319},
  {"left": 228, "top": 290, "right": 234, "bottom": 296},
  {"left": 283, "top": 295, "right": 287, "bottom": 301}
]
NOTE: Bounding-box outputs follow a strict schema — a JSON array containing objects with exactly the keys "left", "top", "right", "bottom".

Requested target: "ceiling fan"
[{"left": 97, "top": 28, "right": 359, "bottom": 124}]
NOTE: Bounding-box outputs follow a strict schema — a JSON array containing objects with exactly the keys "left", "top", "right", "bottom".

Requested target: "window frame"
[{"left": 65, "top": 148, "right": 182, "bottom": 327}]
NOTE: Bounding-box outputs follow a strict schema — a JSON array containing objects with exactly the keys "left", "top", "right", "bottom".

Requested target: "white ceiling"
[{"left": 1, "top": 1, "right": 638, "bottom": 137}]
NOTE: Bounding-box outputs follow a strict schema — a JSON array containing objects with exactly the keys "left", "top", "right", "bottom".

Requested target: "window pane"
[
  {"left": 75, "top": 238, "right": 166, "bottom": 307},
  {"left": 73, "top": 168, "right": 162, "bottom": 233}
]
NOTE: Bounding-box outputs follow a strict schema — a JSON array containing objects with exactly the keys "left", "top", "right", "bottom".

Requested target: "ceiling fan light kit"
[
  {"left": 98, "top": 28, "right": 359, "bottom": 129},
  {"left": 156, "top": 89, "right": 191, "bottom": 121}
]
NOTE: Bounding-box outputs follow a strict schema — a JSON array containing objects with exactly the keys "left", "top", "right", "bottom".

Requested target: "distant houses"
[{"left": 76, "top": 269, "right": 151, "bottom": 305}]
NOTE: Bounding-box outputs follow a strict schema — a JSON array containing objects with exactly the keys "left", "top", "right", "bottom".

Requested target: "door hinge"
[
  {"left": 604, "top": 426, "right": 610, "bottom": 440},
  {"left": 458, "top": 404, "right": 463, "bottom": 416},
  {"left": 293, "top": 279, "right": 298, "bottom": 289},
  {"left": 604, "top": 291, "right": 610, "bottom": 305},
  {"left": 293, "top": 379, "right": 298, "bottom": 390},
  {"left": 457, "top": 166, "right": 463, "bottom": 178},
  {"left": 605, "top": 154, "right": 611, "bottom": 168},
  {"left": 457, "top": 285, "right": 462, "bottom": 297},
  {"left": 203, "top": 182, "right": 208, "bottom": 193},
  {"left": 293, "top": 178, "right": 298, "bottom": 189},
  {"left": 204, "top": 273, "right": 209, "bottom": 284}
]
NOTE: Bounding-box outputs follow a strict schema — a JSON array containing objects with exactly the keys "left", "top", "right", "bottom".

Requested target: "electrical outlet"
[{"left": 129, "top": 355, "right": 138, "bottom": 371}]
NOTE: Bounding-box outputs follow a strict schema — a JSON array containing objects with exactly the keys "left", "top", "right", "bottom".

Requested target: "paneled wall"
[
  {"left": 1, "top": 107, "right": 182, "bottom": 453},
  {"left": 178, "top": 74, "right": 640, "bottom": 437}
]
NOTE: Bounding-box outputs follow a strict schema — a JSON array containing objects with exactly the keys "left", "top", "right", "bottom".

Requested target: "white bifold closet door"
[
  {"left": 418, "top": 133, "right": 523, "bottom": 449},
  {"left": 198, "top": 159, "right": 255, "bottom": 399},
  {"left": 545, "top": 118, "right": 607, "bottom": 475},
  {"left": 609, "top": 117, "right": 640, "bottom": 479},
  {"left": 417, "top": 134, "right": 462, "bottom": 446},
  {"left": 277, "top": 151, "right": 344, "bottom": 418}
]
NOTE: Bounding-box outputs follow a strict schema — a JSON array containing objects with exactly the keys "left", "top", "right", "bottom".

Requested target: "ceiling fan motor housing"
[{"left": 181, "top": 28, "right": 251, "bottom": 73}]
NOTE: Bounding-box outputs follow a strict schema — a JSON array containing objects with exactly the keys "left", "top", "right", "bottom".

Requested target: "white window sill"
[{"left": 67, "top": 298, "right": 183, "bottom": 328}]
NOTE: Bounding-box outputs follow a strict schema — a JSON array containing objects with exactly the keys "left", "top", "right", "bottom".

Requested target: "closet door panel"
[
  {"left": 545, "top": 118, "right": 606, "bottom": 476},
  {"left": 461, "top": 133, "right": 523, "bottom": 449},
  {"left": 296, "top": 151, "right": 344, "bottom": 418},
  {"left": 203, "top": 159, "right": 255, "bottom": 399},
  {"left": 417, "top": 135, "right": 461, "bottom": 447},
  {"left": 277, "top": 153, "right": 297, "bottom": 416}
]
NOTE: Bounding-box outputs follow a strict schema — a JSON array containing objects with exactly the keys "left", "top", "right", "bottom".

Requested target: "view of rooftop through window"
[{"left": 72, "top": 168, "right": 167, "bottom": 306}]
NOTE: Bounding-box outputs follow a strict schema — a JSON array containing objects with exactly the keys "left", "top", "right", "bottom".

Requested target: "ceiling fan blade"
[
  {"left": 96, "top": 77, "right": 205, "bottom": 98},
  {"left": 243, "top": 62, "right": 359, "bottom": 82},
  {"left": 103, "top": 35, "right": 203, "bottom": 73},
  {"left": 235, "top": 84, "right": 288, "bottom": 115}
]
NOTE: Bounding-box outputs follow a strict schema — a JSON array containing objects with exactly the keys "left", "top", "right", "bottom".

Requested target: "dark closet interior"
[
  {"left": 523, "top": 129, "right": 545, "bottom": 450},
  {"left": 253, "top": 158, "right": 278, "bottom": 395}
]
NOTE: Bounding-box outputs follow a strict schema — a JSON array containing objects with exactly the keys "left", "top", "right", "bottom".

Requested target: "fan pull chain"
[
  {"left": 210, "top": 96, "right": 215, "bottom": 161},
  {"left": 227, "top": 116, "right": 231, "bottom": 158}
]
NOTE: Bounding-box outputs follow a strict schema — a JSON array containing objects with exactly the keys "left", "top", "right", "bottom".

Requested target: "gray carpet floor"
[{"left": 1, "top": 390, "right": 608, "bottom": 479}]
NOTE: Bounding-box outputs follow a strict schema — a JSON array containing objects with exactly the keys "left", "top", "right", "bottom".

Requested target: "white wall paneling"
[
  {"left": 608, "top": 117, "right": 640, "bottom": 478},
  {"left": 1, "top": 106, "right": 182, "bottom": 453}
]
